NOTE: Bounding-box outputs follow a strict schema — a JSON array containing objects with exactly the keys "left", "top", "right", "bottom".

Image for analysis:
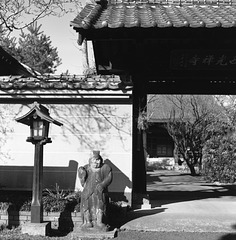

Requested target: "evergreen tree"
[
  {"left": 0, "top": 32, "right": 19, "bottom": 59},
  {"left": 1, "top": 22, "right": 61, "bottom": 74},
  {"left": 17, "top": 22, "right": 61, "bottom": 74}
]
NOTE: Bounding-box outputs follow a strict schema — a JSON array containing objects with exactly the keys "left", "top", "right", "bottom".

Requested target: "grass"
[
  {"left": 0, "top": 225, "right": 96, "bottom": 239},
  {"left": 0, "top": 226, "right": 61, "bottom": 240},
  {"left": 0, "top": 225, "right": 116, "bottom": 239}
]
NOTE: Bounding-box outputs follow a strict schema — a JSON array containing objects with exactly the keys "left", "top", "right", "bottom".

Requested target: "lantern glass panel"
[{"left": 33, "top": 120, "right": 44, "bottom": 137}]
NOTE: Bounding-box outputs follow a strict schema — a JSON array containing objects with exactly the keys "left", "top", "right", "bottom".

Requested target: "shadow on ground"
[
  {"left": 40, "top": 170, "right": 236, "bottom": 238},
  {"left": 147, "top": 170, "right": 236, "bottom": 206},
  {"left": 219, "top": 233, "right": 236, "bottom": 240},
  {"left": 218, "top": 225, "right": 236, "bottom": 240}
]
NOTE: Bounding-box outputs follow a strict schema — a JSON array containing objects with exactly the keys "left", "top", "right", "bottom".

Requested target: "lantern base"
[
  {"left": 21, "top": 222, "right": 51, "bottom": 236},
  {"left": 26, "top": 137, "right": 52, "bottom": 144}
]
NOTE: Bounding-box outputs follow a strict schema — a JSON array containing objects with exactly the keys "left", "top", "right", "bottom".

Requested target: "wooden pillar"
[
  {"left": 31, "top": 142, "right": 44, "bottom": 223},
  {"left": 132, "top": 77, "right": 147, "bottom": 197}
]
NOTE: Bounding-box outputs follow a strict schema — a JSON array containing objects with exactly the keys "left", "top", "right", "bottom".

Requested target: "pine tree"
[
  {"left": 16, "top": 22, "right": 61, "bottom": 74},
  {"left": 0, "top": 32, "right": 19, "bottom": 59},
  {"left": 1, "top": 22, "right": 61, "bottom": 75}
]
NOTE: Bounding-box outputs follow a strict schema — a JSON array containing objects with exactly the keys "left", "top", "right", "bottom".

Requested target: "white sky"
[
  {"left": 12, "top": 11, "right": 87, "bottom": 75},
  {"left": 38, "top": 13, "right": 84, "bottom": 75}
]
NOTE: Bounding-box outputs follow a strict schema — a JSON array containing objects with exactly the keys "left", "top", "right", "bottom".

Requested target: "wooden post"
[
  {"left": 132, "top": 77, "right": 147, "bottom": 196},
  {"left": 31, "top": 141, "right": 44, "bottom": 223}
]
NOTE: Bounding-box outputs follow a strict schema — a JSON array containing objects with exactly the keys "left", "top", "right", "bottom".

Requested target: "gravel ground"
[
  {"left": 115, "top": 230, "right": 236, "bottom": 240},
  {"left": 1, "top": 228, "right": 236, "bottom": 240}
]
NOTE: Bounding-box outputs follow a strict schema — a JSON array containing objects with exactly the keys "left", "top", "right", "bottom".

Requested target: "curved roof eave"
[{"left": 70, "top": 0, "right": 236, "bottom": 35}]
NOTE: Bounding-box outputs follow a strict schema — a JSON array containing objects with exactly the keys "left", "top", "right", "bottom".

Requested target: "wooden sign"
[{"left": 171, "top": 50, "right": 236, "bottom": 70}]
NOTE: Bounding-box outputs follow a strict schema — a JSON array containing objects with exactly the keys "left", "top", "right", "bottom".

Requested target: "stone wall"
[
  {"left": 0, "top": 210, "right": 82, "bottom": 230},
  {"left": 0, "top": 206, "right": 127, "bottom": 231}
]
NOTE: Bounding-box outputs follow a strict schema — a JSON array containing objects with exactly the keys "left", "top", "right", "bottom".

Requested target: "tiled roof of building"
[
  {"left": 147, "top": 94, "right": 222, "bottom": 122},
  {"left": 0, "top": 46, "right": 33, "bottom": 77},
  {"left": 71, "top": 0, "right": 236, "bottom": 29},
  {"left": 0, "top": 75, "right": 132, "bottom": 91}
]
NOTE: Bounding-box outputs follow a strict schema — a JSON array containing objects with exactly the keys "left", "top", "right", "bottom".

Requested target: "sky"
[
  {"left": 38, "top": 13, "right": 84, "bottom": 75},
  {"left": 8, "top": 1, "right": 98, "bottom": 75},
  {"left": 12, "top": 10, "right": 87, "bottom": 75}
]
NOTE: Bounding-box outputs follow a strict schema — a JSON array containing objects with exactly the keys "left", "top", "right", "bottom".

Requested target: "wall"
[
  {"left": 0, "top": 160, "right": 78, "bottom": 191},
  {"left": 0, "top": 210, "right": 82, "bottom": 230},
  {"left": 0, "top": 104, "right": 132, "bottom": 204},
  {"left": 0, "top": 207, "right": 127, "bottom": 230}
]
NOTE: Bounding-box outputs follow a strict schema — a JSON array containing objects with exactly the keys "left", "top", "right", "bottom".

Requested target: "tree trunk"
[{"left": 186, "top": 160, "right": 197, "bottom": 176}]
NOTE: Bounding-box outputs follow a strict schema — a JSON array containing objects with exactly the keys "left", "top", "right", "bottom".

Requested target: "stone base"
[
  {"left": 21, "top": 222, "right": 51, "bottom": 236},
  {"left": 141, "top": 203, "right": 152, "bottom": 210},
  {"left": 132, "top": 193, "right": 152, "bottom": 209},
  {"left": 69, "top": 227, "right": 117, "bottom": 239}
]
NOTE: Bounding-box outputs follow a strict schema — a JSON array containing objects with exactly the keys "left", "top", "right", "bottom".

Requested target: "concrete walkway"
[{"left": 120, "top": 170, "right": 236, "bottom": 234}]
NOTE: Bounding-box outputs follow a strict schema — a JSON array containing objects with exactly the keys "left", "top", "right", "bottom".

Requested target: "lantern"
[
  {"left": 15, "top": 102, "right": 63, "bottom": 228},
  {"left": 16, "top": 102, "right": 62, "bottom": 144}
]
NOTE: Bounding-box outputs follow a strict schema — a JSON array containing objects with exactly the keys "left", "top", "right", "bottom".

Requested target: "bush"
[
  {"left": 42, "top": 184, "right": 71, "bottom": 212},
  {"left": 146, "top": 158, "right": 174, "bottom": 171},
  {"left": 42, "top": 185, "right": 81, "bottom": 213},
  {"left": 0, "top": 191, "right": 31, "bottom": 212},
  {"left": 0, "top": 185, "right": 81, "bottom": 213},
  {"left": 203, "top": 133, "right": 236, "bottom": 183},
  {"left": 0, "top": 202, "right": 11, "bottom": 212}
]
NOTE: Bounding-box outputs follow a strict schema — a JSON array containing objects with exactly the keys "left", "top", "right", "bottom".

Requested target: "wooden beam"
[
  {"left": 147, "top": 81, "right": 236, "bottom": 94},
  {"left": 0, "top": 97, "right": 132, "bottom": 105},
  {"left": 86, "top": 27, "right": 236, "bottom": 43}
]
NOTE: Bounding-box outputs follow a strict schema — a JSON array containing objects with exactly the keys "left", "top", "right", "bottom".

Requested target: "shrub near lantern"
[{"left": 16, "top": 102, "right": 63, "bottom": 226}]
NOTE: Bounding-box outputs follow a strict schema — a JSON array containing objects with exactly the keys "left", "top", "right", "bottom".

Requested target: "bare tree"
[
  {"left": 146, "top": 95, "right": 222, "bottom": 175},
  {"left": 0, "top": 0, "right": 82, "bottom": 34},
  {"left": 215, "top": 95, "right": 236, "bottom": 126},
  {"left": 164, "top": 95, "right": 220, "bottom": 175}
]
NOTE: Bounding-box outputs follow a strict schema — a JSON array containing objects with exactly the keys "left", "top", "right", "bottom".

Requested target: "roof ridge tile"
[
  {"left": 0, "top": 75, "right": 133, "bottom": 91},
  {"left": 70, "top": 0, "right": 236, "bottom": 31}
]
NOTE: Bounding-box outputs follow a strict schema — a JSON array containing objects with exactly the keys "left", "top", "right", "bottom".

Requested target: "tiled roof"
[
  {"left": 70, "top": 0, "right": 236, "bottom": 29},
  {"left": 0, "top": 75, "right": 132, "bottom": 91},
  {"left": 0, "top": 47, "right": 33, "bottom": 77}
]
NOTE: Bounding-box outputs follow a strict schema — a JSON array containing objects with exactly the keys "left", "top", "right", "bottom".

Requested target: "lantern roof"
[{"left": 15, "top": 102, "right": 63, "bottom": 127}]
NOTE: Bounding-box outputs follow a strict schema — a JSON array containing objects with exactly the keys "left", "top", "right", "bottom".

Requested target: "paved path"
[{"left": 118, "top": 170, "right": 236, "bottom": 239}]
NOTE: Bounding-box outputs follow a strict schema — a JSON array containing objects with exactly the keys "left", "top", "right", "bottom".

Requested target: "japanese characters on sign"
[{"left": 171, "top": 50, "right": 236, "bottom": 70}]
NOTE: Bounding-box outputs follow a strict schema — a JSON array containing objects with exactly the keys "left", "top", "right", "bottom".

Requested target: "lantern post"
[{"left": 16, "top": 102, "right": 63, "bottom": 234}]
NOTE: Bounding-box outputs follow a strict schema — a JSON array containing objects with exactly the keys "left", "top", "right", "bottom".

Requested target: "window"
[{"left": 148, "top": 137, "right": 173, "bottom": 158}]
